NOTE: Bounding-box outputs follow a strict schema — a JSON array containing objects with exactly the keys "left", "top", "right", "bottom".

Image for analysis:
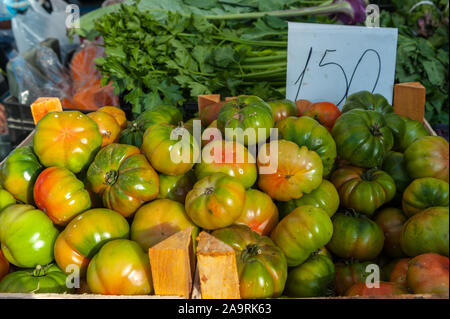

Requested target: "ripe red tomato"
[
  {"left": 0, "top": 250, "right": 9, "bottom": 281},
  {"left": 407, "top": 253, "right": 449, "bottom": 294},
  {"left": 389, "top": 258, "right": 411, "bottom": 289},
  {"left": 346, "top": 282, "right": 408, "bottom": 296},
  {"left": 303, "top": 102, "right": 341, "bottom": 132}
]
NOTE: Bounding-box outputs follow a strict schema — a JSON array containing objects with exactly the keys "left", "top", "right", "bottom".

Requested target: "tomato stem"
[{"left": 105, "top": 170, "right": 119, "bottom": 185}]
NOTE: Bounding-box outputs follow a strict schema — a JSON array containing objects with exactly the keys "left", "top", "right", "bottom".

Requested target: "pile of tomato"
[{"left": 0, "top": 91, "right": 448, "bottom": 298}]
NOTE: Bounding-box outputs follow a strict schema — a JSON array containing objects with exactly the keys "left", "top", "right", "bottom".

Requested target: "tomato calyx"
[
  {"left": 369, "top": 123, "right": 383, "bottom": 137},
  {"left": 360, "top": 168, "right": 378, "bottom": 181},
  {"left": 105, "top": 169, "right": 119, "bottom": 186},
  {"left": 32, "top": 264, "right": 52, "bottom": 277},
  {"left": 203, "top": 187, "right": 215, "bottom": 196},
  {"left": 242, "top": 244, "right": 262, "bottom": 260}
]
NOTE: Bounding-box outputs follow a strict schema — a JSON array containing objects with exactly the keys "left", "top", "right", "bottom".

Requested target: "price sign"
[{"left": 286, "top": 23, "right": 398, "bottom": 108}]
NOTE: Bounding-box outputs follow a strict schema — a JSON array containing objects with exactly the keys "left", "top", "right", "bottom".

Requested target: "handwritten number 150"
[{"left": 294, "top": 47, "right": 381, "bottom": 106}]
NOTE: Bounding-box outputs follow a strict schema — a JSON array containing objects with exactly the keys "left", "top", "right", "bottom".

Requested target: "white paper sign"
[{"left": 286, "top": 22, "right": 398, "bottom": 109}]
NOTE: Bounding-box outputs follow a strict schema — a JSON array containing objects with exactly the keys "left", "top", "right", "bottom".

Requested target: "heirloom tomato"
[
  {"left": 342, "top": 90, "right": 394, "bottom": 114},
  {"left": 201, "top": 120, "right": 219, "bottom": 147},
  {"left": 285, "top": 254, "right": 335, "bottom": 298},
  {"left": 217, "top": 95, "right": 274, "bottom": 146},
  {"left": 385, "top": 113, "right": 429, "bottom": 152},
  {"left": 402, "top": 177, "right": 449, "bottom": 217},
  {"left": 278, "top": 180, "right": 339, "bottom": 219},
  {"left": 331, "top": 166, "right": 396, "bottom": 216},
  {"left": 87, "top": 111, "right": 121, "bottom": 147},
  {"left": 404, "top": 136, "right": 449, "bottom": 183},
  {"left": 199, "top": 101, "right": 223, "bottom": 126},
  {"left": 0, "top": 250, "right": 9, "bottom": 281},
  {"left": 33, "top": 111, "right": 102, "bottom": 174},
  {"left": 303, "top": 102, "right": 341, "bottom": 132},
  {"left": 407, "top": 253, "right": 449, "bottom": 294},
  {"left": 87, "top": 239, "right": 153, "bottom": 295},
  {"left": 33, "top": 166, "right": 91, "bottom": 225},
  {"left": 382, "top": 151, "right": 412, "bottom": 196},
  {"left": 270, "top": 205, "right": 333, "bottom": 267},
  {"left": 332, "top": 109, "right": 394, "bottom": 168},
  {"left": 119, "top": 105, "right": 183, "bottom": 148},
  {"left": 0, "top": 264, "right": 72, "bottom": 293},
  {"left": 195, "top": 140, "right": 257, "bottom": 189},
  {"left": 0, "top": 187, "right": 15, "bottom": 211},
  {"left": 157, "top": 171, "right": 195, "bottom": 203},
  {"left": 212, "top": 225, "right": 287, "bottom": 299},
  {"left": 389, "top": 258, "right": 411, "bottom": 289},
  {"left": 295, "top": 99, "right": 312, "bottom": 116},
  {"left": 185, "top": 173, "right": 245, "bottom": 230},
  {"left": 141, "top": 123, "right": 200, "bottom": 176},
  {"left": 87, "top": 144, "right": 159, "bottom": 217},
  {"left": 234, "top": 189, "right": 279, "bottom": 236},
  {"left": 276, "top": 116, "right": 336, "bottom": 177},
  {"left": 327, "top": 211, "right": 384, "bottom": 261},
  {"left": 401, "top": 207, "right": 449, "bottom": 257},
  {"left": 346, "top": 282, "right": 408, "bottom": 296},
  {"left": 374, "top": 208, "right": 407, "bottom": 258},
  {"left": 0, "top": 146, "right": 43, "bottom": 204},
  {"left": 334, "top": 261, "right": 375, "bottom": 296},
  {"left": 131, "top": 199, "right": 198, "bottom": 251},
  {"left": 0, "top": 204, "right": 59, "bottom": 268},
  {"left": 266, "top": 99, "right": 297, "bottom": 122},
  {"left": 54, "top": 208, "right": 129, "bottom": 276},
  {"left": 257, "top": 140, "right": 323, "bottom": 202},
  {"left": 98, "top": 106, "right": 128, "bottom": 130}
]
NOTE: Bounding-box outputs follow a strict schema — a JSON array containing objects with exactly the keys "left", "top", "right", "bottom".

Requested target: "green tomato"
[
  {"left": 342, "top": 90, "right": 394, "bottom": 114},
  {"left": 0, "top": 204, "right": 59, "bottom": 268},
  {"left": 0, "top": 264, "right": 72, "bottom": 293}
]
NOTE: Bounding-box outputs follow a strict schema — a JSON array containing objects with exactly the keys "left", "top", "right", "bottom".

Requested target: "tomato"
[
  {"left": 385, "top": 113, "right": 429, "bottom": 152},
  {"left": 0, "top": 264, "right": 72, "bottom": 293},
  {"left": 327, "top": 212, "right": 384, "bottom": 261},
  {"left": 54, "top": 208, "right": 129, "bottom": 276},
  {"left": 195, "top": 140, "right": 257, "bottom": 189},
  {"left": 402, "top": 177, "right": 449, "bottom": 217},
  {"left": 401, "top": 207, "right": 449, "bottom": 257},
  {"left": 389, "top": 258, "right": 411, "bottom": 289},
  {"left": 217, "top": 95, "right": 274, "bottom": 146},
  {"left": 334, "top": 261, "right": 375, "bottom": 295},
  {"left": 199, "top": 101, "right": 223, "bottom": 127},
  {"left": 87, "top": 111, "right": 122, "bottom": 147},
  {"left": 212, "top": 225, "right": 287, "bottom": 299},
  {"left": 374, "top": 208, "right": 407, "bottom": 258},
  {"left": 278, "top": 180, "right": 339, "bottom": 219},
  {"left": 87, "top": 144, "right": 159, "bottom": 217},
  {"left": 276, "top": 116, "right": 336, "bottom": 177},
  {"left": 234, "top": 189, "right": 279, "bottom": 236},
  {"left": 267, "top": 99, "right": 297, "bottom": 122},
  {"left": 0, "top": 146, "right": 43, "bottom": 204},
  {"left": 331, "top": 166, "right": 396, "bottom": 217},
  {"left": 345, "top": 282, "right": 408, "bottom": 297},
  {"left": 0, "top": 204, "right": 59, "bottom": 268},
  {"left": 185, "top": 173, "right": 246, "bottom": 230},
  {"left": 0, "top": 187, "right": 15, "bottom": 212},
  {"left": 342, "top": 90, "right": 394, "bottom": 114},
  {"left": 98, "top": 106, "right": 128, "bottom": 130},
  {"left": 257, "top": 140, "right": 323, "bottom": 202},
  {"left": 131, "top": 199, "right": 198, "bottom": 251},
  {"left": 271, "top": 205, "right": 333, "bottom": 267},
  {"left": 332, "top": 109, "right": 394, "bottom": 168},
  {"left": 303, "top": 102, "right": 341, "bottom": 132},
  {"left": 87, "top": 239, "right": 153, "bottom": 295},
  {"left": 285, "top": 254, "right": 335, "bottom": 298},
  {"left": 33, "top": 166, "right": 91, "bottom": 226},
  {"left": 0, "top": 250, "right": 9, "bottom": 281},
  {"left": 157, "top": 170, "right": 195, "bottom": 203},
  {"left": 33, "top": 111, "right": 102, "bottom": 174},
  {"left": 119, "top": 105, "right": 183, "bottom": 148},
  {"left": 382, "top": 151, "right": 412, "bottom": 196},
  {"left": 201, "top": 120, "right": 219, "bottom": 147},
  {"left": 407, "top": 253, "right": 449, "bottom": 294},
  {"left": 404, "top": 136, "right": 449, "bottom": 183},
  {"left": 141, "top": 123, "right": 200, "bottom": 176}
]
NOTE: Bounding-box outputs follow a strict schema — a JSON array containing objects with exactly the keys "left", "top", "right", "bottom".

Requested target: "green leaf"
[{"left": 422, "top": 59, "right": 446, "bottom": 87}]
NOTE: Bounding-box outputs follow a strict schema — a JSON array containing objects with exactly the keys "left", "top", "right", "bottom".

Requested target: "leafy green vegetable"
[{"left": 381, "top": 0, "right": 449, "bottom": 125}]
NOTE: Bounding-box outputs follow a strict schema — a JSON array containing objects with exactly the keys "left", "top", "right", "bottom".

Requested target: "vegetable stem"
[{"left": 205, "top": 2, "right": 354, "bottom": 21}]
